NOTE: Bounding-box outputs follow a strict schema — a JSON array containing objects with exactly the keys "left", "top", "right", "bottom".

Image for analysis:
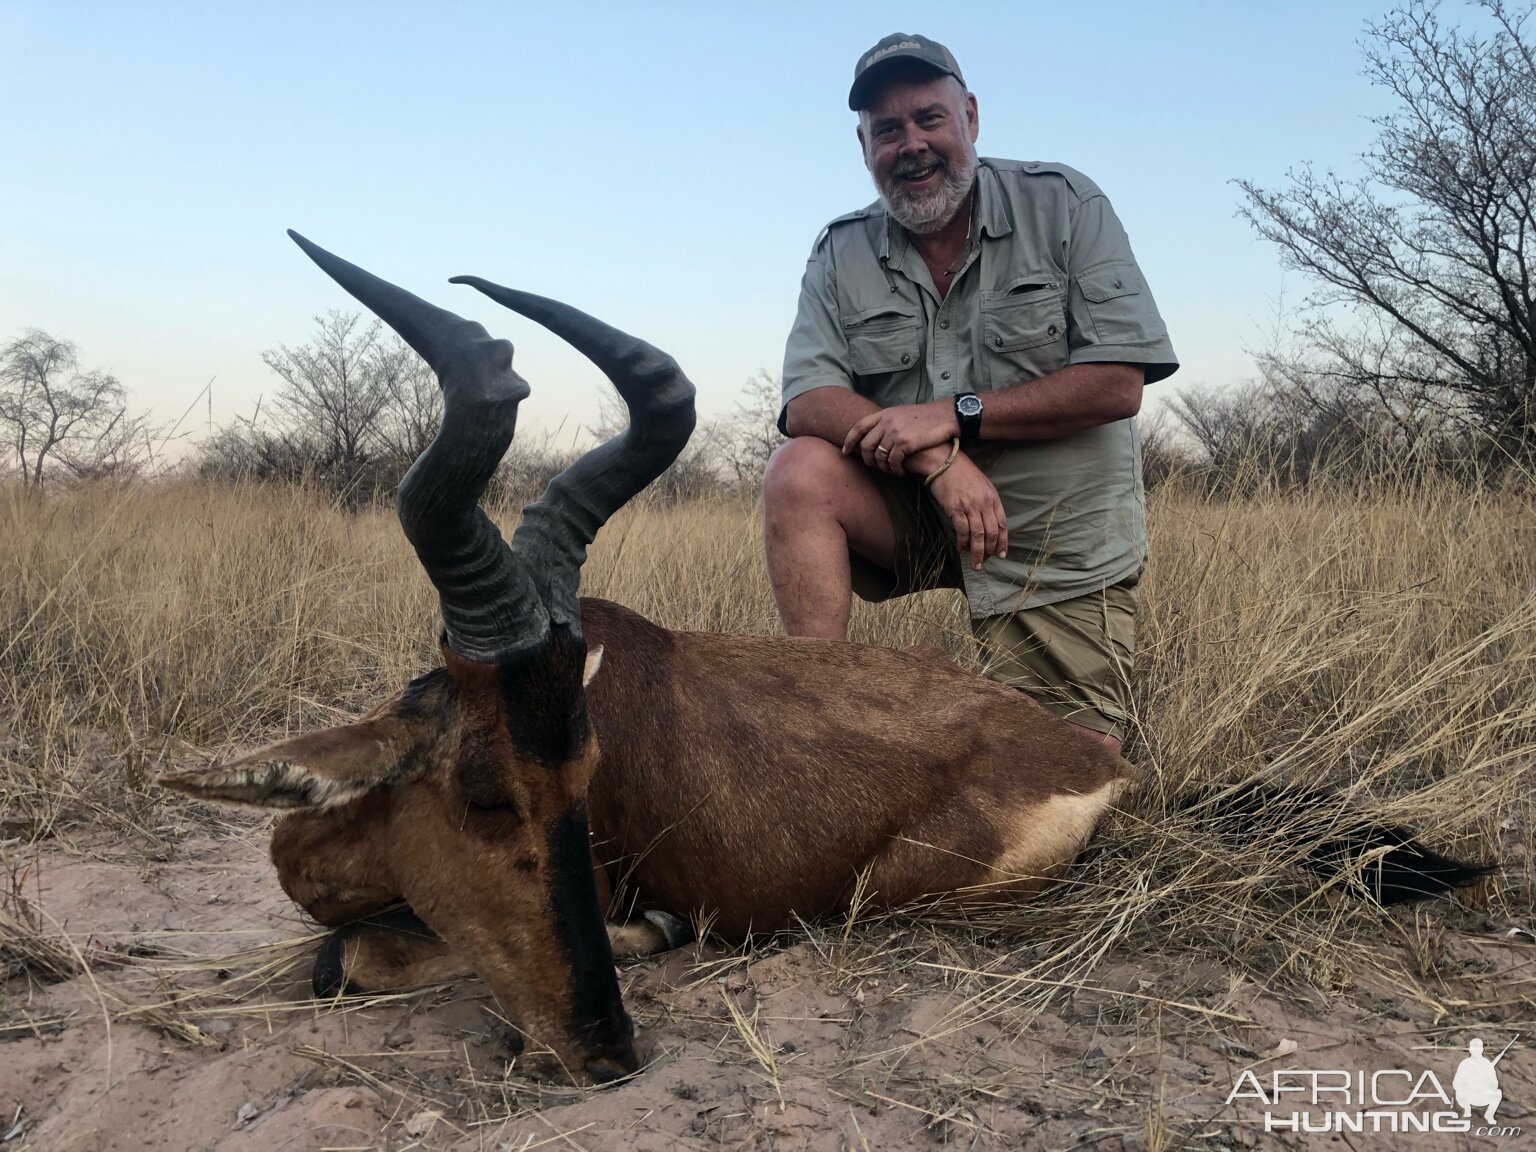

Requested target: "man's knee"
[
  {"left": 762, "top": 437, "right": 850, "bottom": 514},
  {"left": 762, "top": 437, "right": 901, "bottom": 578}
]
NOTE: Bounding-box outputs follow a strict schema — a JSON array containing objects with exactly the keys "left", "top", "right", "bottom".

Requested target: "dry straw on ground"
[{"left": 1, "top": 470, "right": 1533, "bottom": 1148}]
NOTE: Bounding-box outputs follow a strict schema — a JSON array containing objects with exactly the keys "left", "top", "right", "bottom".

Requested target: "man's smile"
[{"left": 896, "top": 158, "right": 944, "bottom": 187}]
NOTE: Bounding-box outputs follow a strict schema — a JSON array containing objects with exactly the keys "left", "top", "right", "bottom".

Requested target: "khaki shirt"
[{"left": 781, "top": 157, "right": 1178, "bottom": 617}]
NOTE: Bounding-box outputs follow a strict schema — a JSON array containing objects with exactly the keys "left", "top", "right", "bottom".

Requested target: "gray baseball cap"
[{"left": 848, "top": 33, "right": 965, "bottom": 111}]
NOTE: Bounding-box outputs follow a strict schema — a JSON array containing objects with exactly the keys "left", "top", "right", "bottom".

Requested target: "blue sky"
[{"left": 0, "top": 1, "right": 1446, "bottom": 446}]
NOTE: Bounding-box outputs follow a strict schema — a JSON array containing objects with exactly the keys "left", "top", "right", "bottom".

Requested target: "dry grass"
[{"left": 1, "top": 472, "right": 1534, "bottom": 1144}]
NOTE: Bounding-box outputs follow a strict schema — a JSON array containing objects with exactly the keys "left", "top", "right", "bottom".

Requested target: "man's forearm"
[
  {"left": 975, "top": 362, "right": 1144, "bottom": 441},
  {"left": 782, "top": 387, "right": 880, "bottom": 443},
  {"left": 786, "top": 387, "right": 957, "bottom": 476}
]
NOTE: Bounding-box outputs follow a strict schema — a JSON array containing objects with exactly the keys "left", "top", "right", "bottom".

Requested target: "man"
[{"left": 764, "top": 33, "right": 1178, "bottom": 755}]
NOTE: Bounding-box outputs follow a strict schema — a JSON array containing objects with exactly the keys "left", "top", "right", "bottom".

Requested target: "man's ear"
[{"left": 158, "top": 679, "right": 444, "bottom": 812}]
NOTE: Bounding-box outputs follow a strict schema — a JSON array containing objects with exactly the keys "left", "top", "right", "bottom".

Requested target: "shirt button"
[
  {"left": 940, "top": 319, "right": 949, "bottom": 329},
  {"left": 941, "top": 371, "right": 951, "bottom": 380},
  {"left": 900, "top": 353, "right": 911, "bottom": 365},
  {"left": 1113, "top": 278, "right": 1123, "bottom": 289},
  {"left": 1048, "top": 324, "right": 1059, "bottom": 336},
  {"left": 993, "top": 335, "right": 1003, "bottom": 347}
]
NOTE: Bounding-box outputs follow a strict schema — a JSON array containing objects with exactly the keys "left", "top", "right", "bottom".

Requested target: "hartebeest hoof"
[
  {"left": 643, "top": 909, "right": 695, "bottom": 950},
  {"left": 312, "top": 929, "right": 362, "bottom": 999}
]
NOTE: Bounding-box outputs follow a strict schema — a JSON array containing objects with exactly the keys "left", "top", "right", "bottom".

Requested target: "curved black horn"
[
  {"left": 288, "top": 231, "right": 547, "bottom": 659},
  {"left": 449, "top": 278, "right": 697, "bottom": 631}
]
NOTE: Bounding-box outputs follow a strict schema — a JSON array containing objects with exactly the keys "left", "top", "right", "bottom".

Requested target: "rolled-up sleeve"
[
  {"left": 1065, "top": 194, "right": 1179, "bottom": 385},
  {"left": 779, "top": 248, "right": 854, "bottom": 433}
]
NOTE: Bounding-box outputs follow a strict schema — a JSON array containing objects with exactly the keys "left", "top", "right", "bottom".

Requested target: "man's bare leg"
[
  {"left": 762, "top": 438, "right": 898, "bottom": 640},
  {"left": 763, "top": 439, "right": 1128, "bottom": 759}
]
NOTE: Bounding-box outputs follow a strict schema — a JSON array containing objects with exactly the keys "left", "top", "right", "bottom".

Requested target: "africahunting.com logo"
[{"left": 1226, "top": 1036, "right": 1520, "bottom": 1137}]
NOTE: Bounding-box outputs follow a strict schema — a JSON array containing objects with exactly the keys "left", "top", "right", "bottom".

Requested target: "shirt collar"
[{"left": 975, "top": 159, "right": 1013, "bottom": 239}]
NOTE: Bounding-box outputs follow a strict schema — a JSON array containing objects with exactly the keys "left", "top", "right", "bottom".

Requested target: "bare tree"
[
  {"left": 0, "top": 329, "right": 151, "bottom": 488},
  {"left": 1163, "top": 383, "right": 1278, "bottom": 478},
  {"left": 371, "top": 333, "right": 442, "bottom": 473},
  {"left": 261, "top": 311, "right": 390, "bottom": 480},
  {"left": 194, "top": 410, "right": 331, "bottom": 488},
  {"left": 719, "top": 372, "right": 784, "bottom": 492},
  {"left": 1237, "top": 1, "right": 1536, "bottom": 460},
  {"left": 1136, "top": 407, "right": 1197, "bottom": 489}
]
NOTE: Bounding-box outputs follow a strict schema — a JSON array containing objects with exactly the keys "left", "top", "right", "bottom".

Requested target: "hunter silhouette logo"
[
  {"left": 1226, "top": 1035, "right": 1520, "bottom": 1137},
  {"left": 1454, "top": 1037, "right": 1511, "bottom": 1124}
]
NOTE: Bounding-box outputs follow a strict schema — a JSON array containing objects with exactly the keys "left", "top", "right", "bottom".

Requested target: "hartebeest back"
[{"left": 161, "top": 234, "right": 1492, "bottom": 1084}]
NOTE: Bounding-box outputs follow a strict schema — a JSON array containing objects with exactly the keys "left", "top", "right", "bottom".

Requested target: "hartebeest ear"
[
  {"left": 158, "top": 715, "right": 432, "bottom": 810},
  {"left": 584, "top": 645, "right": 604, "bottom": 687}
]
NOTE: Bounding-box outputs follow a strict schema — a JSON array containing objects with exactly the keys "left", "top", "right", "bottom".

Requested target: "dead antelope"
[{"left": 161, "top": 233, "right": 1492, "bottom": 1084}]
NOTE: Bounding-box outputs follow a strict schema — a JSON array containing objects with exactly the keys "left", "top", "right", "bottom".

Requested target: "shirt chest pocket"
[
  {"left": 979, "top": 280, "right": 1068, "bottom": 389},
  {"left": 844, "top": 305, "right": 921, "bottom": 381}
]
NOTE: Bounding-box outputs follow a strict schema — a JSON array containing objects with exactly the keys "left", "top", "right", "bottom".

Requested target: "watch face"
[{"left": 957, "top": 394, "right": 983, "bottom": 417}]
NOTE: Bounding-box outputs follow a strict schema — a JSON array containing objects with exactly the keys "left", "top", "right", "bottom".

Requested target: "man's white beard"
[{"left": 876, "top": 147, "right": 978, "bottom": 235}]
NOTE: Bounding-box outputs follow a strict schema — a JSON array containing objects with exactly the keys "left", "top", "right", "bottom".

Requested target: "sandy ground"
[{"left": 2, "top": 829, "right": 1532, "bottom": 1151}]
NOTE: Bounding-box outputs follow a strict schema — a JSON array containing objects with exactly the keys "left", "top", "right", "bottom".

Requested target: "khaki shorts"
[{"left": 850, "top": 473, "right": 1139, "bottom": 742}]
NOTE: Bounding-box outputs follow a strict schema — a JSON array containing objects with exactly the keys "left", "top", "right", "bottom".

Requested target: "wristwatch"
[{"left": 954, "top": 392, "right": 983, "bottom": 442}]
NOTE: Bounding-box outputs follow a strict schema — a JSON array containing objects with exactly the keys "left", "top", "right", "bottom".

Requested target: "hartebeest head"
[{"left": 161, "top": 232, "right": 695, "bottom": 1081}]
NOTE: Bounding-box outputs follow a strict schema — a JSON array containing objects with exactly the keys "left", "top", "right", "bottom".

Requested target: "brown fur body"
[{"left": 579, "top": 599, "right": 1130, "bottom": 939}]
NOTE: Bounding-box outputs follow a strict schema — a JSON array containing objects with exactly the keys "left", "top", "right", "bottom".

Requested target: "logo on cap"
[{"left": 865, "top": 41, "right": 923, "bottom": 68}]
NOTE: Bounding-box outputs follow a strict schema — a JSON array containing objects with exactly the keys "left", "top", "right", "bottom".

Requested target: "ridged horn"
[
  {"left": 449, "top": 278, "right": 697, "bottom": 631},
  {"left": 287, "top": 231, "right": 547, "bottom": 659}
]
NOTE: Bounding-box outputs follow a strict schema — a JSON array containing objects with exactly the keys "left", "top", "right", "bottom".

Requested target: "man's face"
[{"left": 858, "top": 71, "right": 979, "bottom": 235}]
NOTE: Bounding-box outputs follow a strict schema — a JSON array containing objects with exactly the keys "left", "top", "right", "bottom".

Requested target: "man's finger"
[
  {"left": 861, "top": 428, "right": 887, "bottom": 468},
  {"left": 994, "top": 495, "right": 1008, "bottom": 558},
  {"left": 843, "top": 414, "right": 878, "bottom": 454},
  {"left": 980, "top": 504, "right": 1000, "bottom": 566},
  {"left": 952, "top": 509, "right": 974, "bottom": 568},
  {"left": 969, "top": 508, "right": 987, "bottom": 571}
]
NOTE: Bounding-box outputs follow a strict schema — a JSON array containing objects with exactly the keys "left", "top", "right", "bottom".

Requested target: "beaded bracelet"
[{"left": 923, "top": 438, "right": 962, "bottom": 488}]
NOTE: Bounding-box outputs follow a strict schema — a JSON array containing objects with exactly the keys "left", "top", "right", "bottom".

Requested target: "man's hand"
[
  {"left": 842, "top": 400, "right": 958, "bottom": 473},
  {"left": 926, "top": 454, "right": 1008, "bottom": 571}
]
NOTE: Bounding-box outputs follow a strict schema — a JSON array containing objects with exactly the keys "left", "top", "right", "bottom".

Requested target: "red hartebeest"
[{"left": 161, "top": 233, "right": 1491, "bottom": 1084}]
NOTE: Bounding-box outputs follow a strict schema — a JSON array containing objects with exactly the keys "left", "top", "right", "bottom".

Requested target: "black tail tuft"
[
  {"left": 1189, "top": 780, "right": 1496, "bottom": 905},
  {"left": 1305, "top": 826, "right": 1497, "bottom": 905}
]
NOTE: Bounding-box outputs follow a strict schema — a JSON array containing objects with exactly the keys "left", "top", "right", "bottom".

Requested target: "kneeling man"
[{"left": 766, "top": 34, "right": 1179, "bottom": 755}]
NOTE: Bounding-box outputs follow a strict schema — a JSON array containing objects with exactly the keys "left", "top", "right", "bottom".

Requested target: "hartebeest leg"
[
  {"left": 312, "top": 906, "right": 468, "bottom": 997},
  {"left": 316, "top": 907, "right": 685, "bottom": 999},
  {"left": 309, "top": 903, "right": 686, "bottom": 1000},
  {"left": 607, "top": 910, "right": 694, "bottom": 957}
]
